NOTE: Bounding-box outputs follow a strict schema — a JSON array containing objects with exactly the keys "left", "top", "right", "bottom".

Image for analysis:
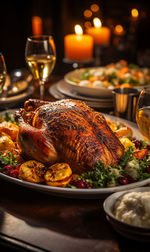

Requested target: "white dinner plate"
[{"left": 0, "top": 110, "right": 149, "bottom": 199}]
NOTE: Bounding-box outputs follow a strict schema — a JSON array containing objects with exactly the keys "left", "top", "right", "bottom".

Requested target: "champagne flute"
[
  {"left": 25, "top": 35, "right": 56, "bottom": 100},
  {"left": 0, "top": 53, "right": 7, "bottom": 95},
  {"left": 136, "top": 87, "right": 150, "bottom": 142}
]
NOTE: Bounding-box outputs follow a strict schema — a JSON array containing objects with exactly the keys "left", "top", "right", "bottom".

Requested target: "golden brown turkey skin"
[{"left": 15, "top": 99, "right": 124, "bottom": 173}]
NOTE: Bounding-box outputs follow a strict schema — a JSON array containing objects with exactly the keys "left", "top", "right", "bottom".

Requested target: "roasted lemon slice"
[
  {"left": 119, "top": 137, "right": 136, "bottom": 152},
  {"left": 44, "top": 163, "right": 72, "bottom": 187},
  {"left": 0, "top": 132, "right": 15, "bottom": 151},
  {"left": 106, "top": 120, "right": 116, "bottom": 132},
  {"left": 116, "top": 127, "right": 133, "bottom": 138},
  {"left": 19, "top": 160, "right": 46, "bottom": 183},
  {"left": 0, "top": 121, "right": 19, "bottom": 141}
]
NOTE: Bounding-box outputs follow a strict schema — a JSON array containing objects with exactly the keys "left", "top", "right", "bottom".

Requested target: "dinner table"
[{"left": 0, "top": 75, "right": 150, "bottom": 252}]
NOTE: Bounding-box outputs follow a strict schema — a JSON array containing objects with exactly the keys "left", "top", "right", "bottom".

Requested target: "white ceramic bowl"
[
  {"left": 64, "top": 68, "right": 113, "bottom": 98},
  {"left": 103, "top": 187, "right": 150, "bottom": 242}
]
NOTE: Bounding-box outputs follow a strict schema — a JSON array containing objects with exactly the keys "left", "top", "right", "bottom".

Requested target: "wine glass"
[
  {"left": 0, "top": 53, "right": 7, "bottom": 95},
  {"left": 25, "top": 35, "right": 56, "bottom": 100},
  {"left": 136, "top": 87, "right": 150, "bottom": 142}
]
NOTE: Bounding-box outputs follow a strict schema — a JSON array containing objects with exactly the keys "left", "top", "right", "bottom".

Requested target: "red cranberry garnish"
[
  {"left": 146, "top": 145, "right": 150, "bottom": 150},
  {"left": 85, "top": 181, "right": 92, "bottom": 188},
  {"left": 71, "top": 179, "right": 92, "bottom": 189},
  {"left": 16, "top": 164, "right": 21, "bottom": 171},
  {"left": 3, "top": 165, "right": 14, "bottom": 175},
  {"left": 146, "top": 165, "right": 150, "bottom": 174},
  {"left": 125, "top": 175, "right": 134, "bottom": 183},
  {"left": 10, "top": 169, "right": 19, "bottom": 178},
  {"left": 118, "top": 176, "right": 129, "bottom": 185},
  {"left": 132, "top": 140, "right": 141, "bottom": 149}
]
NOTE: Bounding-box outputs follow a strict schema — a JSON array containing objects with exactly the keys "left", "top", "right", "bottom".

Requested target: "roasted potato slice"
[
  {"left": 19, "top": 160, "right": 46, "bottom": 183},
  {"left": 44, "top": 163, "right": 72, "bottom": 187},
  {"left": 0, "top": 121, "right": 19, "bottom": 141},
  {"left": 133, "top": 149, "right": 148, "bottom": 160},
  {"left": 0, "top": 132, "right": 16, "bottom": 151}
]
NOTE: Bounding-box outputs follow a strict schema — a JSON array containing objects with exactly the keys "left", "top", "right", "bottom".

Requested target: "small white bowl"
[{"left": 103, "top": 187, "right": 150, "bottom": 242}]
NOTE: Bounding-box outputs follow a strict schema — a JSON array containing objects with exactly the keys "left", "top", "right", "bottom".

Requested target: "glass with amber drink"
[{"left": 136, "top": 87, "right": 150, "bottom": 142}]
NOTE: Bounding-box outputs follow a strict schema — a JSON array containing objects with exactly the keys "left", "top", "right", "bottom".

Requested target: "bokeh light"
[
  {"left": 83, "top": 9, "right": 92, "bottom": 18},
  {"left": 131, "top": 8, "right": 139, "bottom": 18},
  {"left": 114, "top": 25, "right": 125, "bottom": 35},
  {"left": 90, "top": 4, "right": 100, "bottom": 12},
  {"left": 84, "top": 21, "right": 92, "bottom": 29}
]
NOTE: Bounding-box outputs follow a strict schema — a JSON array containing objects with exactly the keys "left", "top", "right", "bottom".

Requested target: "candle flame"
[
  {"left": 75, "top": 25, "right": 83, "bottom": 35},
  {"left": 93, "top": 18, "right": 102, "bottom": 28},
  {"left": 131, "top": 8, "right": 139, "bottom": 18}
]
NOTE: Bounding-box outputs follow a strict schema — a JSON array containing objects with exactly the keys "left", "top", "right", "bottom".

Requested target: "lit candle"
[
  {"left": 86, "top": 18, "right": 111, "bottom": 45},
  {"left": 64, "top": 25, "right": 93, "bottom": 61}
]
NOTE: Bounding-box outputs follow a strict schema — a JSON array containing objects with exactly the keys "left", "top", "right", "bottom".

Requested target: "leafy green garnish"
[
  {"left": 0, "top": 111, "right": 17, "bottom": 125},
  {"left": 66, "top": 184, "right": 77, "bottom": 189},
  {"left": 80, "top": 162, "right": 121, "bottom": 188},
  {"left": 128, "top": 64, "right": 139, "bottom": 70},
  {"left": 108, "top": 72, "right": 117, "bottom": 85},
  {"left": 126, "top": 77, "right": 140, "bottom": 85},
  {"left": 119, "top": 78, "right": 126, "bottom": 84},
  {"left": 0, "top": 151, "right": 19, "bottom": 168},
  {"left": 138, "top": 158, "right": 150, "bottom": 180},
  {"left": 79, "top": 69, "right": 93, "bottom": 80},
  {"left": 139, "top": 140, "right": 148, "bottom": 149},
  {"left": 119, "top": 146, "right": 134, "bottom": 167}
]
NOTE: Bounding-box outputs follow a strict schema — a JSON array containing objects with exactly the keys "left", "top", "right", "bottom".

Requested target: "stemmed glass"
[
  {"left": 25, "top": 35, "right": 56, "bottom": 100},
  {"left": 136, "top": 87, "right": 150, "bottom": 142},
  {"left": 0, "top": 53, "right": 7, "bottom": 95}
]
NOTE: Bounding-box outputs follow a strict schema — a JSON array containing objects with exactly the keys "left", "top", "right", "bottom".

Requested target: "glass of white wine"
[
  {"left": 136, "top": 87, "right": 150, "bottom": 142},
  {"left": 0, "top": 53, "right": 7, "bottom": 95},
  {"left": 25, "top": 35, "right": 56, "bottom": 100}
]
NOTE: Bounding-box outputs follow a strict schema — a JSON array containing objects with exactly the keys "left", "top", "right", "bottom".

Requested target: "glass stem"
[{"left": 40, "top": 80, "right": 45, "bottom": 100}]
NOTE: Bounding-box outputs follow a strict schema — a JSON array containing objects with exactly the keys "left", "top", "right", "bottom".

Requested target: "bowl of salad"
[{"left": 64, "top": 60, "right": 150, "bottom": 97}]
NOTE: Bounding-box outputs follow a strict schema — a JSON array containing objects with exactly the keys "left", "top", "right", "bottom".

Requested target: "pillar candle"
[
  {"left": 86, "top": 18, "right": 111, "bottom": 45},
  {"left": 64, "top": 25, "right": 93, "bottom": 61}
]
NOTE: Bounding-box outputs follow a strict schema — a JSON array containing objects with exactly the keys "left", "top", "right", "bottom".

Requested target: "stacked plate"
[{"left": 49, "top": 80, "right": 113, "bottom": 110}]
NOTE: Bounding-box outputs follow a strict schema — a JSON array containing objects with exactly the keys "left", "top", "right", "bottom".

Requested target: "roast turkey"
[{"left": 15, "top": 99, "right": 124, "bottom": 173}]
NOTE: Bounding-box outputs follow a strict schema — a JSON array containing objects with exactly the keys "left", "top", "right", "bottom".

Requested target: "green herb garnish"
[
  {"left": 79, "top": 69, "right": 93, "bottom": 80},
  {"left": 0, "top": 151, "right": 19, "bottom": 168},
  {"left": 0, "top": 111, "right": 17, "bottom": 125},
  {"left": 128, "top": 64, "right": 139, "bottom": 70}
]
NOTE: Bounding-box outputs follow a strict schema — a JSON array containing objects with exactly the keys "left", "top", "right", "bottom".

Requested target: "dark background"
[{"left": 0, "top": 0, "right": 150, "bottom": 76}]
